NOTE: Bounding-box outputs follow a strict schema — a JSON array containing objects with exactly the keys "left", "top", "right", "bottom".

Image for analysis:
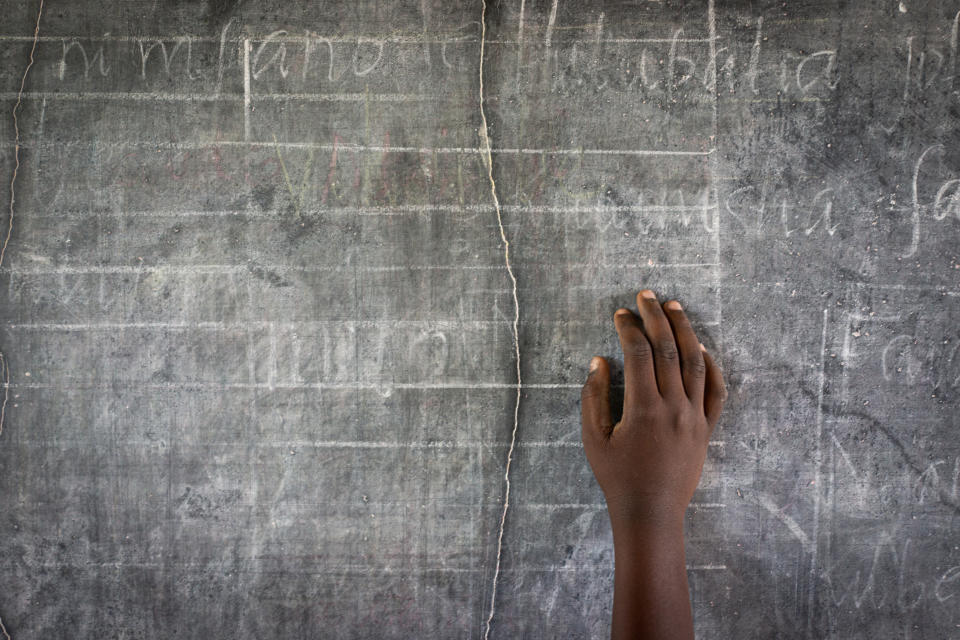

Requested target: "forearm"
[
  {"left": 610, "top": 518, "right": 693, "bottom": 640},
  {"left": 581, "top": 292, "right": 725, "bottom": 640}
]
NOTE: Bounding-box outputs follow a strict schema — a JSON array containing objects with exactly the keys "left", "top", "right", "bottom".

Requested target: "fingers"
[
  {"left": 635, "top": 290, "right": 683, "bottom": 397},
  {"left": 702, "top": 346, "right": 726, "bottom": 429},
  {"left": 613, "top": 308, "right": 658, "bottom": 412},
  {"left": 663, "top": 300, "right": 706, "bottom": 405},
  {"left": 581, "top": 356, "right": 613, "bottom": 439}
]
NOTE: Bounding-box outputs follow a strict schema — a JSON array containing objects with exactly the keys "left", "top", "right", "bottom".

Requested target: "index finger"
[
  {"left": 613, "top": 308, "right": 658, "bottom": 416},
  {"left": 635, "top": 290, "right": 684, "bottom": 397}
]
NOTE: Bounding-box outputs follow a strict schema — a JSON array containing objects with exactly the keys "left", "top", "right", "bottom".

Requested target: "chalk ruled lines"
[
  {"left": 0, "top": 91, "right": 444, "bottom": 102},
  {"left": 0, "top": 33, "right": 717, "bottom": 44},
  {"left": 5, "top": 320, "right": 724, "bottom": 330},
  {"left": 0, "top": 90, "right": 714, "bottom": 103},
  {"left": 0, "top": 263, "right": 721, "bottom": 275},
  {"left": 18, "top": 203, "right": 719, "bottom": 217},
  {"left": 6, "top": 560, "right": 726, "bottom": 573},
  {"left": 0, "top": 10, "right": 736, "bottom": 621},
  {"left": 0, "top": 433, "right": 725, "bottom": 449},
  {"left": 5, "top": 137, "right": 715, "bottom": 156}
]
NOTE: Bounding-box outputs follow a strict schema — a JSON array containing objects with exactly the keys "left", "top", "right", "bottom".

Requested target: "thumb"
[{"left": 581, "top": 356, "right": 613, "bottom": 440}]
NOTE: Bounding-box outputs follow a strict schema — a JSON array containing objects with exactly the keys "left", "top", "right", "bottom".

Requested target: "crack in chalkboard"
[
  {"left": 1, "top": 0, "right": 43, "bottom": 270},
  {"left": 0, "top": 3, "right": 44, "bottom": 637},
  {"left": 0, "top": 0, "right": 45, "bottom": 433},
  {"left": 0, "top": 353, "right": 7, "bottom": 440},
  {"left": 477, "top": 0, "right": 523, "bottom": 637},
  {"left": 0, "top": 0, "right": 44, "bottom": 436}
]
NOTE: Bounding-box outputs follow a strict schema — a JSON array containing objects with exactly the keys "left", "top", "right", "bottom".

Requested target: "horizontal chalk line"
[
  {"left": 9, "top": 496, "right": 723, "bottom": 511},
  {"left": 1, "top": 90, "right": 718, "bottom": 104},
  {"left": 0, "top": 559, "right": 726, "bottom": 573},
  {"left": 9, "top": 139, "right": 714, "bottom": 155},
  {"left": 0, "top": 263, "right": 719, "bottom": 275},
  {"left": 5, "top": 435, "right": 726, "bottom": 449},
  {"left": 1, "top": 91, "right": 448, "bottom": 103},
  {"left": 0, "top": 262, "right": 718, "bottom": 275},
  {"left": 525, "top": 502, "right": 726, "bottom": 510},
  {"left": 4, "top": 380, "right": 728, "bottom": 395},
  {"left": 5, "top": 319, "right": 723, "bottom": 330},
  {"left": 0, "top": 34, "right": 717, "bottom": 45},
  {"left": 21, "top": 204, "right": 719, "bottom": 217},
  {"left": 753, "top": 281, "right": 960, "bottom": 296},
  {"left": 578, "top": 37, "right": 715, "bottom": 44}
]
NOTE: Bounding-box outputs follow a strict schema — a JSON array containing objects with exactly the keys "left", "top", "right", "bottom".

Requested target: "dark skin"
[{"left": 581, "top": 290, "right": 726, "bottom": 640}]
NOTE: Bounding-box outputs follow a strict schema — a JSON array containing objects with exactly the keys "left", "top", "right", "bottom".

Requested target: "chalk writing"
[
  {"left": 905, "top": 144, "right": 960, "bottom": 257},
  {"left": 881, "top": 333, "right": 960, "bottom": 392}
]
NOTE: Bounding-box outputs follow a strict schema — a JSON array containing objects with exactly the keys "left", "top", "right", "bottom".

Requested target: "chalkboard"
[{"left": 1, "top": 0, "right": 959, "bottom": 638}]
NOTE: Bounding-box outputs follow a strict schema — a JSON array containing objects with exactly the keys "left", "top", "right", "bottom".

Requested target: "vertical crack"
[
  {"left": 477, "top": 0, "right": 522, "bottom": 638},
  {"left": 0, "top": 352, "right": 7, "bottom": 440},
  {"left": 2, "top": 0, "right": 44, "bottom": 269},
  {"left": 0, "top": 2, "right": 43, "bottom": 635},
  {"left": 0, "top": 0, "right": 44, "bottom": 441}
]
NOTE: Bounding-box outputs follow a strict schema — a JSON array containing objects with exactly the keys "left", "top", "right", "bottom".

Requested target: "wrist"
[
  {"left": 605, "top": 497, "right": 686, "bottom": 537},
  {"left": 611, "top": 517, "right": 685, "bottom": 549}
]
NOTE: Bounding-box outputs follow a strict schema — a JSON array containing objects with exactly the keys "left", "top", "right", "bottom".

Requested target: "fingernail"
[
  {"left": 614, "top": 308, "right": 632, "bottom": 318},
  {"left": 589, "top": 356, "right": 601, "bottom": 372},
  {"left": 699, "top": 343, "right": 706, "bottom": 351},
  {"left": 664, "top": 300, "right": 682, "bottom": 311},
  {"left": 640, "top": 290, "right": 656, "bottom": 300}
]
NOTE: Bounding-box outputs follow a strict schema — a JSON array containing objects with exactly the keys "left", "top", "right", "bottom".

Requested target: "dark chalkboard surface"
[{"left": 0, "top": 0, "right": 958, "bottom": 637}]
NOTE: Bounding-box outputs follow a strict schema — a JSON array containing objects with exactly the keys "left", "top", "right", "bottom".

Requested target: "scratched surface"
[{"left": 0, "top": 0, "right": 958, "bottom": 638}]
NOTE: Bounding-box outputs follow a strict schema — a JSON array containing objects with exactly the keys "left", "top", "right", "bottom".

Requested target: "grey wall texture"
[{"left": 0, "top": 0, "right": 958, "bottom": 638}]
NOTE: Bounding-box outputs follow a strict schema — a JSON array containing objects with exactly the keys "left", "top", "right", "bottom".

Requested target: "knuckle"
[
  {"left": 653, "top": 338, "right": 679, "bottom": 360},
  {"left": 624, "top": 336, "right": 653, "bottom": 360},
  {"left": 684, "top": 355, "right": 707, "bottom": 377}
]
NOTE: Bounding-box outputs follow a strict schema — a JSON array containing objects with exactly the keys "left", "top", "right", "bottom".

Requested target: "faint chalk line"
[
  {"left": 516, "top": 0, "right": 526, "bottom": 90},
  {"left": 2, "top": 91, "right": 445, "bottom": 103},
  {"left": 807, "top": 308, "right": 829, "bottom": 639},
  {"left": 478, "top": 0, "right": 522, "bottom": 637},
  {"left": 2, "top": 0, "right": 44, "bottom": 268},
  {"left": 0, "top": 262, "right": 719, "bottom": 275},
  {"left": 243, "top": 39, "right": 252, "bottom": 141},
  {"left": 545, "top": 0, "right": 559, "bottom": 48},
  {"left": 7, "top": 319, "right": 721, "bottom": 330},
  {"left": 529, "top": 502, "right": 726, "bottom": 510},
  {"left": 8, "top": 137, "right": 715, "bottom": 155},
  {"left": 754, "top": 492, "right": 812, "bottom": 550},
  {"left": 14, "top": 138, "right": 714, "bottom": 156},
  {"left": 0, "top": 559, "right": 725, "bottom": 574},
  {"left": 6, "top": 435, "right": 725, "bottom": 449},
  {"left": 22, "top": 203, "right": 718, "bottom": 218},
  {"left": 0, "top": 33, "right": 715, "bottom": 45},
  {"left": 0, "top": 614, "right": 10, "bottom": 640}
]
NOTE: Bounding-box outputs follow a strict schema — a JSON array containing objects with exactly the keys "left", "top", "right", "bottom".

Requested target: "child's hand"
[{"left": 581, "top": 290, "right": 726, "bottom": 531}]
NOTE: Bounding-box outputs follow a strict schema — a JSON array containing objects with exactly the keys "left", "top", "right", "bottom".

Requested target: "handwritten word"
[
  {"left": 881, "top": 333, "right": 960, "bottom": 392},
  {"left": 539, "top": 22, "right": 839, "bottom": 101},
  {"left": 723, "top": 184, "right": 838, "bottom": 238},
  {"left": 904, "top": 144, "right": 960, "bottom": 258},
  {"left": 54, "top": 27, "right": 477, "bottom": 90},
  {"left": 825, "top": 534, "right": 959, "bottom": 616},
  {"left": 899, "top": 13, "right": 960, "bottom": 105},
  {"left": 914, "top": 457, "right": 960, "bottom": 506}
]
